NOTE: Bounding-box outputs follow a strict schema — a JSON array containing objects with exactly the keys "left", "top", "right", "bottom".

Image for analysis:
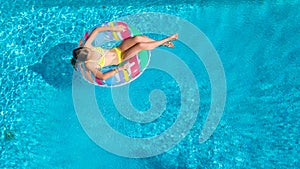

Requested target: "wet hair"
[{"left": 71, "top": 47, "right": 89, "bottom": 70}]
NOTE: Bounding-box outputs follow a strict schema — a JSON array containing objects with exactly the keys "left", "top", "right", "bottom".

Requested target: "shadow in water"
[{"left": 29, "top": 42, "right": 78, "bottom": 89}]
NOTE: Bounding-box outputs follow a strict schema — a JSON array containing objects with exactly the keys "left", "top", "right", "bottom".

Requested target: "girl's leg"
[
  {"left": 122, "top": 33, "right": 178, "bottom": 61},
  {"left": 117, "top": 36, "right": 155, "bottom": 52}
]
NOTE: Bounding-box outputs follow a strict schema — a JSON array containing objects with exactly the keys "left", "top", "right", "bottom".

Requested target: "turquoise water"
[{"left": 1, "top": 0, "right": 300, "bottom": 168}]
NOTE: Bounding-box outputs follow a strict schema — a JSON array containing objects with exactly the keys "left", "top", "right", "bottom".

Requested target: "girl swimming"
[{"left": 71, "top": 24, "right": 178, "bottom": 80}]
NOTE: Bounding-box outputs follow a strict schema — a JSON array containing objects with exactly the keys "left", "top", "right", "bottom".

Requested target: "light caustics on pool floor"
[{"left": 1, "top": 1, "right": 300, "bottom": 168}]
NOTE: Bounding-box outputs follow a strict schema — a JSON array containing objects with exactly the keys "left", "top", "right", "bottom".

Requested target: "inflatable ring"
[{"left": 77, "top": 21, "right": 151, "bottom": 87}]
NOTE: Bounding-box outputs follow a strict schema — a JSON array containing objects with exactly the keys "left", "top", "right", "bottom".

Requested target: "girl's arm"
[
  {"left": 91, "top": 64, "right": 128, "bottom": 80},
  {"left": 84, "top": 25, "right": 125, "bottom": 47},
  {"left": 92, "top": 68, "right": 118, "bottom": 80}
]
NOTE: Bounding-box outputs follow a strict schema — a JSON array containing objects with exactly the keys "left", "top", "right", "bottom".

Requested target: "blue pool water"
[{"left": 1, "top": 0, "right": 300, "bottom": 168}]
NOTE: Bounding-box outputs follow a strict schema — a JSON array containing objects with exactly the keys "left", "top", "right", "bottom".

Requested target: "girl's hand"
[
  {"left": 112, "top": 25, "right": 126, "bottom": 32},
  {"left": 118, "top": 63, "right": 129, "bottom": 71}
]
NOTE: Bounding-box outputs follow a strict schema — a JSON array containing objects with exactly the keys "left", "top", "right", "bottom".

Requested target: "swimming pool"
[{"left": 1, "top": 0, "right": 299, "bottom": 168}]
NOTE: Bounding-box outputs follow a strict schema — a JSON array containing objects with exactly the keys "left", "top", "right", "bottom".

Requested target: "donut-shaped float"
[{"left": 77, "top": 21, "right": 150, "bottom": 87}]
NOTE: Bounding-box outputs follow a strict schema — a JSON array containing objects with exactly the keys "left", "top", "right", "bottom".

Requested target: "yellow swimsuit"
[
  {"left": 113, "top": 47, "right": 123, "bottom": 64},
  {"left": 94, "top": 47, "right": 106, "bottom": 68},
  {"left": 85, "top": 47, "right": 122, "bottom": 68}
]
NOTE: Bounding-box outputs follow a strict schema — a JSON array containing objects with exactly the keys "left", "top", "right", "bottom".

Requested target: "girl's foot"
[
  {"left": 162, "top": 33, "right": 178, "bottom": 48},
  {"left": 169, "top": 33, "right": 178, "bottom": 41},
  {"left": 162, "top": 41, "right": 174, "bottom": 48}
]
